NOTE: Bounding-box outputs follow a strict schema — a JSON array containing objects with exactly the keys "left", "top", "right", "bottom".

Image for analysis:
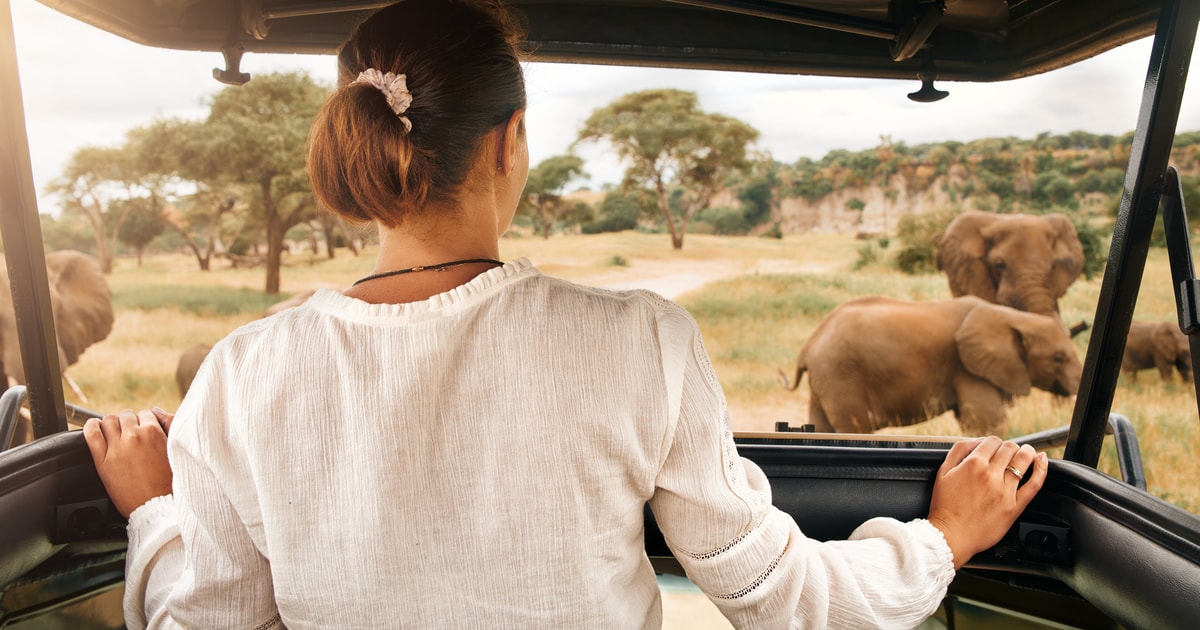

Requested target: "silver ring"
[{"left": 1005, "top": 465, "right": 1024, "bottom": 479}]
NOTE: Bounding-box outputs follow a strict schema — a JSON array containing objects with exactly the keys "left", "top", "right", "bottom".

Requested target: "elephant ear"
[
  {"left": 937, "top": 211, "right": 998, "bottom": 301},
  {"left": 1043, "top": 213, "right": 1085, "bottom": 300},
  {"left": 46, "top": 251, "right": 114, "bottom": 367},
  {"left": 956, "top": 304, "right": 1033, "bottom": 396},
  {"left": 0, "top": 270, "right": 23, "bottom": 383}
]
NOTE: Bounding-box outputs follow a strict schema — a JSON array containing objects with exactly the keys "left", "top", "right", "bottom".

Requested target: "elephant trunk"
[{"left": 998, "top": 274, "right": 1059, "bottom": 316}]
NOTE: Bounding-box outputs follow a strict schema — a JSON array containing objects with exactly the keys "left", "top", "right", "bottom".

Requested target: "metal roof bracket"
[{"left": 891, "top": 0, "right": 946, "bottom": 62}]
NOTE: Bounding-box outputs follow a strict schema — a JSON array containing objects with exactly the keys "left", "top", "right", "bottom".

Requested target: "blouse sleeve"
[
  {"left": 646, "top": 300, "right": 956, "bottom": 629},
  {"left": 122, "top": 353, "right": 282, "bottom": 630}
]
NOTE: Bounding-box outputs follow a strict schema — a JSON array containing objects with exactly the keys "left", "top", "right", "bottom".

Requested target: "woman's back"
[{"left": 173, "top": 261, "right": 692, "bottom": 627}]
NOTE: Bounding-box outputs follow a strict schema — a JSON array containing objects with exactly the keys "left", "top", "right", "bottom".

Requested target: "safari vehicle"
[{"left": 2, "top": 0, "right": 1199, "bottom": 628}]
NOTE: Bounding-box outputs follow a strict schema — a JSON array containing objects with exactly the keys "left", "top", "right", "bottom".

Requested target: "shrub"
[
  {"left": 891, "top": 208, "right": 960, "bottom": 275},
  {"left": 853, "top": 242, "right": 880, "bottom": 270},
  {"left": 695, "top": 206, "right": 753, "bottom": 235},
  {"left": 581, "top": 193, "right": 640, "bottom": 234},
  {"left": 1069, "top": 214, "right": 1108, "bottom": 279}
]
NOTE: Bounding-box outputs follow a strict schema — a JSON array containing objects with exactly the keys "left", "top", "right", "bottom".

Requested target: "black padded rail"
[
  {"left": 6, "top": 433, "right": 1200, "bottom": 629},
  {"left": 647, "top": 442, "right": 948, "bottom": 574},
  {"left": 646, "top": 442, "right": 1200, "bottom": 630},
  {"left": 1037, "top": 460, "right": 1200, "bottom": 630},
  {"left": 0, "top": 431, "right": 124, "bottom": 590}
]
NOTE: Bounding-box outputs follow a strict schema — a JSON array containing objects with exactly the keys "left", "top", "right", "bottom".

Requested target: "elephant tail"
[{"left": 777, "top": 355, "right": 807, "bottom": 391}]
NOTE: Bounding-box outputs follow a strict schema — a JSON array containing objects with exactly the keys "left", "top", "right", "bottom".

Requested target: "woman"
[{"left": 85, "top": 1, "right": 1047, "bottom": 628}]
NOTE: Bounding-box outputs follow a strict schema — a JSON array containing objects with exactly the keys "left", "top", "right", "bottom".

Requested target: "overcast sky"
[{"left": 10, "top": 1, "right": 1200, "bottom": 214}]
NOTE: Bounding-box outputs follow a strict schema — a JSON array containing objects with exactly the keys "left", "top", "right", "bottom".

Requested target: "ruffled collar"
[{"left": 304, "top": 257, "right": 538, "bottom": 324}]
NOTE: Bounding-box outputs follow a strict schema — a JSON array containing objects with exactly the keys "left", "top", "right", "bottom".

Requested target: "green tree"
[
  {"left": 737, "top": 157, "right": 783, "bottom": 227},
  {"left": 577, "top": 89, "right": 758, "bottom": 249},
  {"left": 193, "top": 71, "right": 330, "bottom": 293},
  {"left": 581, "top": 191, "right": 643, "bottom": 234},
  {"left": 39, "top": 213, "right": 95, "bottom": 253},
  {"left": 120, "top": 118, "right": 230, "bottom": 271},
  {"left": 115, "top": 198, "right": 166, "bottom": 266},
  {"left": 46, "top": 146, "right": 128, "bottom": 273},
  {"left": 520, "top": 155, "right": 588, "bottom": 238}
]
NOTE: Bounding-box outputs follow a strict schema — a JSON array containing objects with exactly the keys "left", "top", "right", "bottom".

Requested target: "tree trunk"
[
  {"left": 162, "top": 215, "right": 211, "bottom": 271},
  {"left": 320, "top": 214, "right": 338, "bottom": 259},
  {"left": 82, "top": 199, "right": 113, "bottom": 273},
  {"left": 655, "top": 180, "right": 685, "bottom": 250},
  {"left": 263, "top": 180, "right": 284, "bottom": 295},
  {"left": 341, "top": 219, "right": 360, "bottom": 256}
]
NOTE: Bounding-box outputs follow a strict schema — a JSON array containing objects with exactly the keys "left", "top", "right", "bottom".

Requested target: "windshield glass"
[{"left": 9, "top": 0, "right": 1200, "bottom": 518}]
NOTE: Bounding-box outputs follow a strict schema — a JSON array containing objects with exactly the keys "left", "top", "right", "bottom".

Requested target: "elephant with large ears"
[
  {"left": 1122, "top": 320, "right": 1192, "bottom": 383},
  {"left": 779, "top": 296, "right": 1083, "bottom": 435},
  {"left": 0, "top": 250, "right": 114, "bottom": 402},
  {"left": 936, "top": 211, "right": 1085, "bottom": 317}
]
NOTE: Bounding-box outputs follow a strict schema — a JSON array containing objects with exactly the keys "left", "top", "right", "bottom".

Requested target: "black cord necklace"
[{"left": 352, "top": 258, "right": 504, "bottom": 287}]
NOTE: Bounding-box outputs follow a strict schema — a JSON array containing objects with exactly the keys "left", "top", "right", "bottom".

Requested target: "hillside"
[{"left": 569, "top": 130, "right": 1200, "bottom": 238}]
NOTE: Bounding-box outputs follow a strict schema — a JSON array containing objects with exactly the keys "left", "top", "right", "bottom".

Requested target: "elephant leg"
[
  {"left": 807, "top": 393, "right": 836, "bottom": 433},
  {"left": 954, "top": 378, "right": 1009, "bottom": 436},
  {"left": 1154, "top": 355, "right": 1174, "bottom": 382}
]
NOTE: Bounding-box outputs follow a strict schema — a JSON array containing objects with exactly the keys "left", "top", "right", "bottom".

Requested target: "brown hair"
[{"left": 308, "top": 0, "right": 527, "bottom": 227}]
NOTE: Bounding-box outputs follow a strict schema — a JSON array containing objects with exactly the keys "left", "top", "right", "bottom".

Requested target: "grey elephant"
[
  {"left": 779, "top": 295, "right": 1083, "bottom": 436},
  {"left": 0, "top": 250, "right": 114, "bottom": 402},
  {"left": 936, "top": 211, "right": 1085, "bottom": 317},
  {"left": 1122, "top": 320, "right": 1192, "bottom": 383}
]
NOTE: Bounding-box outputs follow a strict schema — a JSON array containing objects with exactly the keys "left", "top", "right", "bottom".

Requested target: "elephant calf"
[
  {"left": 1122, "top": 320, "right": 1192, "bottom": 383},
  {"left": 176, "top": 343, "right": 213, "bottom": 397},
  {"left": 779, "top": 296, "right": 1083, "bottom": 436}
]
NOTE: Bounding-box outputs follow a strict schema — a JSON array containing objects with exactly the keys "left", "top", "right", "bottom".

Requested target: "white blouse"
[{"left": 124, "top": 258, "right": 954, "bottom": 629}]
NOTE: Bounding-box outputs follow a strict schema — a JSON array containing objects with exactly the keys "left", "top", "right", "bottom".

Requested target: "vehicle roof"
[{"left": 39, "top": 0, "right": 1160, "bottom": 82}]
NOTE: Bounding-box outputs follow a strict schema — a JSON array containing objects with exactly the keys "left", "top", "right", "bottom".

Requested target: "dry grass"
[{"left": 68, "top": 232, "right": 1199, "bottom": 513}]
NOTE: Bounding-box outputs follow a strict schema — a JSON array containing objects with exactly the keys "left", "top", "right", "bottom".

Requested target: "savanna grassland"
[{"left": 71, "top": 231, "right": 1200, "bottom": 513}]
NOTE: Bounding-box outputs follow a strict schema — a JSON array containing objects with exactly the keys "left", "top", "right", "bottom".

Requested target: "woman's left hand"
[{"left": 83, "top": 408, "right": 175, "bottom": 518}]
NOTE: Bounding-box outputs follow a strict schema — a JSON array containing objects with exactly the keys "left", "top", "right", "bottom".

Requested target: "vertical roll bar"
[
  {"left": 1159, "top": 167, "right": 1200, "bottom": 420},
  {"left": 0, "top": 0, "right": 68, "bottom": 437},
  {"left": 1066, "top": 0, "right": 1199, "bottom": 465}
]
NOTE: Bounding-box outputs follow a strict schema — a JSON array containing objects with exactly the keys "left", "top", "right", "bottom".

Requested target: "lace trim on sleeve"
[
  {"left": 252, "top": 613, "right": 283, "bottom": 630},
  {"left": 679, "top": 531, "right": 750, "bottom": 561},
  {"left": 709, "top": 539, "right": 791, "bottom": 600},
  {"left": 720, "top": 428, "right": 770, "bottom": 521}
]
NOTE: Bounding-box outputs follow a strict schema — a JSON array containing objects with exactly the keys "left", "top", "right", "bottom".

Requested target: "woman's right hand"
[
  {"left": 83, "top": 407, "right": 175, "bottom": 519},
  {"left": 926, "top": 436, "right": 1048, "bottom": 569}
]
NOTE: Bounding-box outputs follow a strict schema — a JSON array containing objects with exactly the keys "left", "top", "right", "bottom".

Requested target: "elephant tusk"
[{"left": 63, "top": 371, "right": 89, "bottom": 404}]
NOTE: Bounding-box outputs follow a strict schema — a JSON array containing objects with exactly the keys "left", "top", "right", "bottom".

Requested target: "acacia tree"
[
  {"left": 520, "top": 155, "right": 588, "bottom": 238},
  {"left": 196, "top": 71, "right": 330, "bottom": 293},
  {"left": 577, "top": 89, "right": 758, "bottom": 249},
  {"left": 125, "top": 118, "right": 232, "bottom": 271},
  {"left": 115, "top": 198, "right": 165, "bottom": 266},
  {"left": 46, "top": 146, "right": 128, "bottom": 273}
]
